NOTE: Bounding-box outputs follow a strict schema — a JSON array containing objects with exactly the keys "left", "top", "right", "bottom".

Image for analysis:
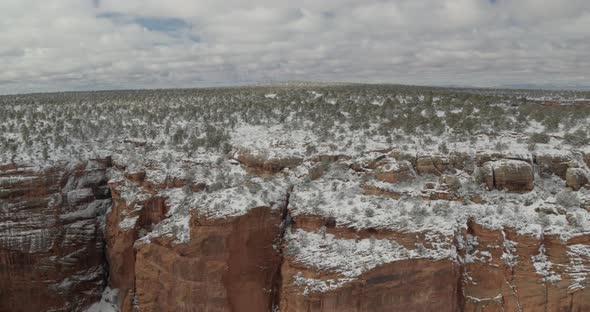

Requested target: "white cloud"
[{"left": 1, "top": 0, "right": 589, "bottom": 94}]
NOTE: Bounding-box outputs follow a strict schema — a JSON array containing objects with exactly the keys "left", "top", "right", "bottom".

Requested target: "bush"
[
  {"left": 528, "top": 132, "right": 550, "bottom": 144},
  {"left": 564, "top": 129, "right": 589, "bottom": 147},
  {"left": 527, "top": 143, "right": 536, "bottom": 151},
  {"left": 556, "top": 189, "right": 580, "bottom": 209},
  {"left": 495, "top": 141, "right": 509, "bottom": 151},
  {"left": 438, "top": 142, "right": 449, "bottom": 154},
  {"left": 432, "top": 202, "right": 450, "bottom": 217},
  {"left": 474, "top": 166, "right": 490, "bottom": 185}
]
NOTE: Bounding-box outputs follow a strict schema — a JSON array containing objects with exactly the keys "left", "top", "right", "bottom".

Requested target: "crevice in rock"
[
  {"left": 505, "top": 266, "right": 523, "bottom": 312},
  {"left": 502, "top": 229, "right": 523, "bottom": 312},
  {"left": 453, "top": 222, "right": 466, "bottom": 312},
  {"left": 101, "top": 233, "right": 111, "bottom": 297},
  {"left": 270, "top": 184, "right": 293, "bottom": 311},
  {"left": 491, "top": 163, "right": 497, "bottom": 190}
]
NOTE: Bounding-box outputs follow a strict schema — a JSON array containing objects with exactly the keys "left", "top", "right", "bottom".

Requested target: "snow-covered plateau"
[{"left": 1, "top": 85, "right": 590, "bottom": 311}]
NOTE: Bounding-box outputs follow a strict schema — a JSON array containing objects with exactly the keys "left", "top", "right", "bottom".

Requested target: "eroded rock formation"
[
  {"left": 0, "top": 160, "right": 111, "bottom": 311},
  {"left": 2, "top": 148, "right": 590, "bottom": 312},
  {"left": 486, "top": 160, "right": 534, "bottom": 193}
]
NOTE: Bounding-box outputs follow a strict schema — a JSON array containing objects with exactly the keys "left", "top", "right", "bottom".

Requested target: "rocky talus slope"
[{"left": 1, "top": 147, "right": 590, "bottom": 312}]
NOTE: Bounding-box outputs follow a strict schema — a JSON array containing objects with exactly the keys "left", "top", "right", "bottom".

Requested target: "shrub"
[
  {"left": 438, "top": 142, "right": 449, "bottom": 154},
  {"left": 495, "top": 141, "right": 509, "bottom": 151},
  {"left": 564, "top": 129, "right": 589, "bottom": 147},
  {"left": 432, "top": 202, "right": 450, "bottom": 217},
  {"left": 556, "top": 189, "right": 580, "bottom": 209},
  {"left": 528, "top": 132, "right": 550, "bottom": 144},
  {"left": 527, "top": 143, "right": 536, "bottom": 151},
  {"left": 474, "top": 167, "right": 490, "bottom": 185}
]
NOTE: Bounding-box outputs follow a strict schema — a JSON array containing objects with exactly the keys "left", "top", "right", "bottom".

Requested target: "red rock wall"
[
  {"left": 105, "top": 202, "right": 284, "bottom": 312},
  {"left": 280, "top": 215, "right": 590, "bottom": 312},
  {"left": 280, "top": 259, "right": 461, "bottom": 312},
  {"left": 2, "top": 157, "right": 590, "bottom": 312},
  {"left": 0, "top": 161, "right": 111, "bottom": 312}
]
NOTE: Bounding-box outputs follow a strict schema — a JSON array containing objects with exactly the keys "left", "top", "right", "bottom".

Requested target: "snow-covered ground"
[{"left": 2, "top": 85, "right": 589, "bottom": 306}]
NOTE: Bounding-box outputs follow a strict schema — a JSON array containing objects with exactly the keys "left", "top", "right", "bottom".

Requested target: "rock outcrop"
[
  {"left": 484, "top": 160, "right": 534, "bottom": 192},
  {"left": 280, "top": 214, "right": 590, "bottom": 312},
  {"left": 461, "top": 222, "right": 590, "bottom": 312},
  {"left": 0, "top": 160, "right": 111, "bottom": 312},
  {"left": 233, "top": 150, "right": 302, "bottom": 175},
  {"left": 131, "top": 207, "right": 283, "bottom": 312},
  {"left": 416, "top": 155, "right": 449, "bottom": 175},
  {"left": 104, "top": 166, "right": 288, "bottom": 312},
  {"left": 280, "top": 258, "right": 461, "bottom": 312},
  {"left": 566, "top": 167, "right": 589, "bottom": 191},
  {"left": 373, "top": 159, "right": 416, "bottom": 184},
  {"left": 535, "top": 152, "right": 576, "bottom": 179}
]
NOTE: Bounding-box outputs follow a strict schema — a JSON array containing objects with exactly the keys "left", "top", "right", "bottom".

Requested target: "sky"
[{"left": 1, "top": 0, "right": 590, "bottom": 94}]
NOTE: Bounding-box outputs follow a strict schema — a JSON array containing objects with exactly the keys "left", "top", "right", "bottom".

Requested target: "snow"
[
  {"left": 293, "top": 273, "right": 354, "bottom": 295},
  {"left": 501, "top": 230, "right": 519, "bottom": 268},
  {"left": 287, "top": 229, "right": 455, "bottom": 279},
  {"left": 85, "top": 287, "right": 119, "bottom": 312},
  {"left": 532, "top": 244, "right": 562, "bottom": 283},
  {"left": 118, "top": 216, "right": 139, "bottom": 230},
  {"left": 567, "top": 244, "right": 590, "bottom": 291}
]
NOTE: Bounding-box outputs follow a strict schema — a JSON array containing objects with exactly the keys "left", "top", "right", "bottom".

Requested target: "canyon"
[
  {"left": 1, "top": 147, "right": 589, "bottom": 312},
  {"left": 1, "top": 86, "right": 590, "bottom": 311}
]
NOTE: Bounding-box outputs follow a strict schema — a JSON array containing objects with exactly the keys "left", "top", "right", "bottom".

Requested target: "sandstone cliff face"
[
  {"left": 460, "top": 222, "right": 590, "bottom": 312},
  {"left": 278, "top": 214, "right": 590, "bottom": 312},
  {"left": 279, "top": 214, "right": 462, "bottom": 312},
  {"left": 132, "top": 207, "right": 282, "bottom": 312},
  {"left": 0, "top": 160, "right": 111, "bottom": 312},
  {"left": 103, "top": 163, "right": 289, "bottom": 312},
  {"left": 280, "top": 258, "right": 461, "bottom": 312}
]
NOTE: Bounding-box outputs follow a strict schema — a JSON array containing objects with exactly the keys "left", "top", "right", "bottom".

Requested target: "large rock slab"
[{"left": 486, "top": 160, "right": 534, "bottom": 192}]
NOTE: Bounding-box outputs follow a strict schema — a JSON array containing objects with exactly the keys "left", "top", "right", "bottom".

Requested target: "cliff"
[
  {"left": 0, "top": 160, "right": 111, "bottom": 311},
  {"left": 2, "top": 147, "right": 589, "bottom": 312}
]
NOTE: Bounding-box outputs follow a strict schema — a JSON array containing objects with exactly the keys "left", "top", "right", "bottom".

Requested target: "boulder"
[
  {"left": 374, "top": 159, "right": 415, "bottom": 183},
  {"left": 389, "top": 149, "right": 417, "bottom": 167},
  {"left": 566, "top": 168, "right": 589, "bottom": 191},
  {"left": 416, "top": 155, "right": 449, "bottom": 175},
  {"left": 487, "top": 160, "right": 534, "bottom": 192},
  {"left": 234, "top": 150, "right": 302, "bottom": 175},
  {"left": 535, "top": 152, "right": 577, "bottom": 179},
  {"left": 439, "top": 175, "right": 461, "bottom": 192}
]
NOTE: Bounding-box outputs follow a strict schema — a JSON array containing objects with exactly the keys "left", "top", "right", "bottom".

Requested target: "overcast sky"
[{"left": 1, "top": 0, "right": 589, "bottom": 94}]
